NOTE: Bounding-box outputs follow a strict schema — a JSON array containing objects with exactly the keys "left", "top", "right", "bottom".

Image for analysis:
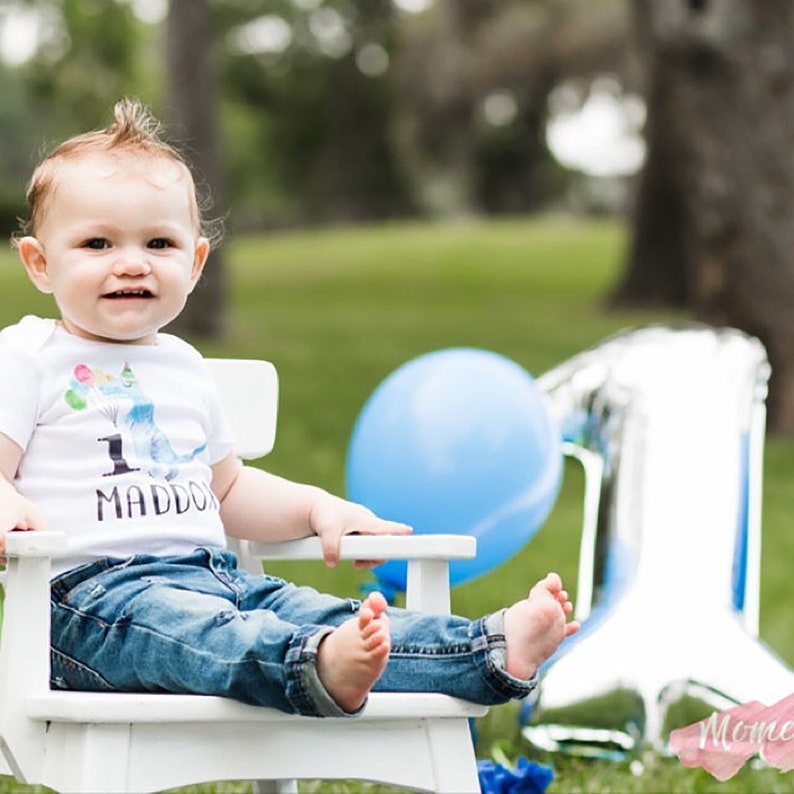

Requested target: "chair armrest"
[
  {"left": 248, "top": 534, "right": 476, "bottom": 562},
  {"left": 5, "top": 529, "right": 67, "bottom": 557},
  {"left": 246, "top": 534, "right": 476, "bottom": 614}
]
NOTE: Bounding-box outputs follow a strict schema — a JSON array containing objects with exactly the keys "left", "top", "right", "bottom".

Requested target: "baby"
[{"left": 0, "top": 98, "right": 578, "bottom": 717}]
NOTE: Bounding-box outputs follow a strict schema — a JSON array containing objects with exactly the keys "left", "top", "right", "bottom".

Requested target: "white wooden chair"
[
  {"left": 0, "top": 724, "right": 8, "bottom": 779},
  {"left": 0, "top": 358, "right": 486, "bottom": 794}
]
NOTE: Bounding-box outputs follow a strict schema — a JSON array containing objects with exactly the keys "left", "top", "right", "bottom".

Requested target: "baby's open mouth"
[{"left": 104, "top": 289, "right": 154, "bottom": 299}]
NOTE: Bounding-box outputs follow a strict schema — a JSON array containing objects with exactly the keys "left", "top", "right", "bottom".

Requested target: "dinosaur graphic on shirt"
[{"left": 64, "top": 363, "right": 206, "bottom": 480}]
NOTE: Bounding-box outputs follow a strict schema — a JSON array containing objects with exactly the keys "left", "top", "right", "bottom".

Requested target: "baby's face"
[{"left": 18, "top": 151, "right": 209, "bottom": 345}]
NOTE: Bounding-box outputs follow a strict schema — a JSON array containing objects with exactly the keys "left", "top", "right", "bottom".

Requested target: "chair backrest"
[{"left": 205, "top": 358, "right": 278, "bottom": 460}]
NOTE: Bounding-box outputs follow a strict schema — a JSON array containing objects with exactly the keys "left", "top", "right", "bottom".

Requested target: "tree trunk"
[
  {"left": 611, "top": 0, "right": 691, "bottom": 308},
  {"left": 165, "top": 0, "right": 226, "bottom": 339},
  {"left": 621, "top": 0, "right": 794, "bottom": 433}
]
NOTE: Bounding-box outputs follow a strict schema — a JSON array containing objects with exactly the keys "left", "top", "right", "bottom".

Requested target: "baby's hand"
[
  {"left": 308, "top": 494, "right": 412, "bottom": 568},
  {"left": 0, "top": 490, "right": 50, "bottom": 556}
]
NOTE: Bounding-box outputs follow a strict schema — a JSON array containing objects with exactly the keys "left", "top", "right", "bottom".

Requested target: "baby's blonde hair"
[{"left": 17, "top": 98, "right": 219, "bottom": 244}]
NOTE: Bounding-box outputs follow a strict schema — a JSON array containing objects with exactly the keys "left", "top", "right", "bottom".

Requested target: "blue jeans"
[{"left": 50, "top": 547, "right": 536, "bottom": 717}]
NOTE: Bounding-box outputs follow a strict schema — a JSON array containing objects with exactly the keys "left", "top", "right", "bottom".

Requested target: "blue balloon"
[{"left": 346, "top": 348, "right": 563, "bottom": 590}]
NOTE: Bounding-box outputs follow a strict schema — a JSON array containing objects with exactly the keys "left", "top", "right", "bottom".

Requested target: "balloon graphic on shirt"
[
  {"left": 63, "top": 363, "right": 206, "bottom": 480},
  {"left": 74, "top": 364, "right": 94, "bottom": 385},
  {"left": 346, "top": 348, "right": 563, "bottom": 591}
]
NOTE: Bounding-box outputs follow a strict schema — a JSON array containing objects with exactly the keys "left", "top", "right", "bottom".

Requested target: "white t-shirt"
[{"left": 0, "top": 316, "right": 235, "bottom": 577}]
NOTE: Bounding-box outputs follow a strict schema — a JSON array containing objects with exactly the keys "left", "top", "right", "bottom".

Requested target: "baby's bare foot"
[
  {"left": 316, "top": 591, "right": 391, "bottom": 713},
  {"left": 503, "top": 572, "right": 579, "bottom": 680}
]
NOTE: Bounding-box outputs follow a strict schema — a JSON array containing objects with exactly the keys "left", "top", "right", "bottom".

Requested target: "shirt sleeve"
[{"left": 0, "top": 342, "right": 40, "bottom": 451}]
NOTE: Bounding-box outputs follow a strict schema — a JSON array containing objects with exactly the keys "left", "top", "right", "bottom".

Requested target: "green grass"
[{"left": 0, "top": 216, "right": 791, "bottom": 792}]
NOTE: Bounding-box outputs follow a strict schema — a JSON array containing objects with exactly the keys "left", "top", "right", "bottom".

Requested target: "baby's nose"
[{"left": 113, "top": 249, "right": 152, "bottom": 276}]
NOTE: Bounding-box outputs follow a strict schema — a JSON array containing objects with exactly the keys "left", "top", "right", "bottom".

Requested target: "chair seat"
[{"left": 26, "top": 690, "right": 487, "bottom": 723}]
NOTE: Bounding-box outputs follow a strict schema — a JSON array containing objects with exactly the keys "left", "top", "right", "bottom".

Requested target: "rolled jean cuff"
[
  {"left": 284, "top": 624, "right": 366, "bottom": 718},
  {"left": 471, "top": 610, "right": 539, "bottom": 701}
]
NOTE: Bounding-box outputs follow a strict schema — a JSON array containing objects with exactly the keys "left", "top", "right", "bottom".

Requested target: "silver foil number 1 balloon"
[{"left": 522, "top": 324, "right": 794, "bottom": 756}]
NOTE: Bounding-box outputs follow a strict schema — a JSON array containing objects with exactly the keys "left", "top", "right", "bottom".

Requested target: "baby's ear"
[
  {"left": 17, "top": 237, "right": 53, "bottom": 294},
  {"left": 188, "top": 237, "right": 210, "bottom": 293}
]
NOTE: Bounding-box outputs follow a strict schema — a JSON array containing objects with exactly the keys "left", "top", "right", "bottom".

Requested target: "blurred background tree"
[
  {"left": 0, "top": 0, "right": 631, "bottom": 234},
  {"left": 391, "top": 0, "right": 629, "bottom": 217},
  {"left": 0, "top": 0, "right": 148, "bottom": 233},
  {"left": 165, "top": 0, "right": 226, "bottom": 337},
  {"left": 614, "top": 0, "right": 794, "bottom": 432},
  {"left": 3, "top": 0, "right": 794, "bottom": 430}
]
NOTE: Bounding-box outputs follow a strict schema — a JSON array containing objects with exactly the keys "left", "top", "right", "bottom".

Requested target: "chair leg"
[
  {"left": 252, "top": 778, "right": 298, "bottom": 794},
  {"left": 425, "top": 720, "right": 481, "bottom": 793},
  {"left": 43, "top": 723, "right": 132, "bottom": 794}
]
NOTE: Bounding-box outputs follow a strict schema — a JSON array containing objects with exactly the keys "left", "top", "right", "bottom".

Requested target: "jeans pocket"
[
  {"left": 51, "top": 648, "right": 119, "bottom": 692},
  {"left": 51, "top": 557, "right": 131, "bottom": 605}
]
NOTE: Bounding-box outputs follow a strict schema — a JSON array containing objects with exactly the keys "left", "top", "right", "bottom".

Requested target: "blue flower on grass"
[{"left": 477, "top": 756, "right": 553, "bottom": 794}]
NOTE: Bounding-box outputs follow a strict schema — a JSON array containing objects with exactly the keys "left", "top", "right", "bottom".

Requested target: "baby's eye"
[
  {"left": 148, "top": 238, "right": 173, "bottom": 250},
  {"left": 83, "top": 238, "right": 109, "bottom": 250}
]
